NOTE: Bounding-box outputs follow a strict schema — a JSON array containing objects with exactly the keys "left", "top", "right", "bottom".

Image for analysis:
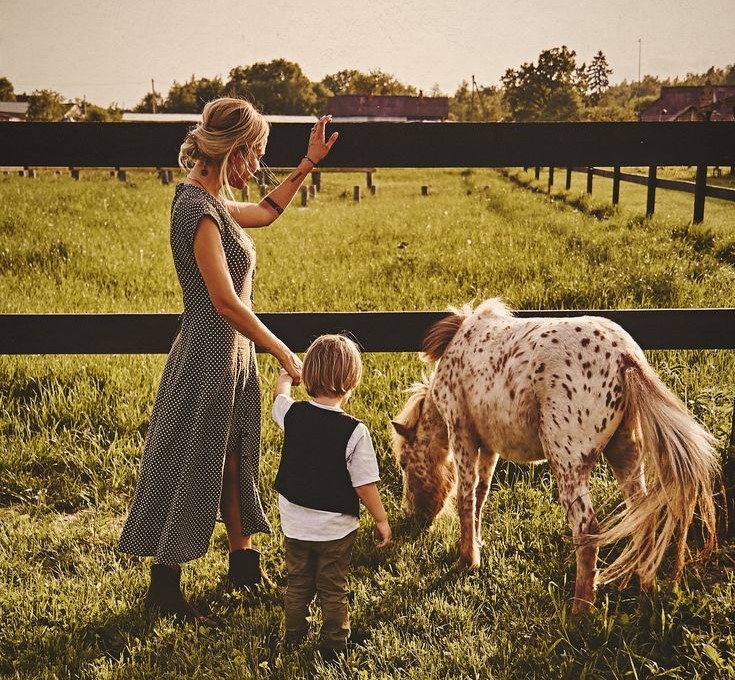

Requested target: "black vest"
[{"left": 275, "top": 401, "right": 361, "bottom": 516}]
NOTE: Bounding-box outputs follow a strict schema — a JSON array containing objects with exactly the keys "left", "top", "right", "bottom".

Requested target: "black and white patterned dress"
[{"left": 119, "top": 183, "right": 271, "bottom": 565}]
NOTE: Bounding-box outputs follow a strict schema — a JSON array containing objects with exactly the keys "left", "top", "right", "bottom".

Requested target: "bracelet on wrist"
[{"left": 303, "top": 155, "right": 317, "bottom": 166}]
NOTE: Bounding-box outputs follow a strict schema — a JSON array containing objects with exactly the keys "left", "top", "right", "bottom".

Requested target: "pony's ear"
[{"left": 391, "top": 420, "right": 416, "bottom": 443}]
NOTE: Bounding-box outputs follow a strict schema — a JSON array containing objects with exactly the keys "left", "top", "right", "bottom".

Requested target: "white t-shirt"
[{"left": 272, "top": 394, "right": 380, "bottom": 541}]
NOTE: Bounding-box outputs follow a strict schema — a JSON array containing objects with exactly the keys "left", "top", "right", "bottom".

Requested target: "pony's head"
[{"left": 391, "top": 380, "right": 455, "bottom": 520}]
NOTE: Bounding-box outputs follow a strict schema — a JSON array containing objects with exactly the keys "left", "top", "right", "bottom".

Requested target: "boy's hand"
[
  {"left": 273, "top": 367, "right": 294, "bottom": 400},
  {"left": 374, "top": 519, "right": 392, "bottom": 548}
]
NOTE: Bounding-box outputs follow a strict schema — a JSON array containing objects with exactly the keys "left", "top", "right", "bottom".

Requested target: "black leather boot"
[
  {"left": 228, "top": 548, "right": 276, "bottom": 589},
  {"left": 144, "top": 564, "right": 220, "bottom": 629}
]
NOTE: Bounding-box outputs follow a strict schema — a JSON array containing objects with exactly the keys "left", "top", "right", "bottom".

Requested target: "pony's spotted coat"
[{"left": 393, "top": 299, "right": 718, "bottom": 613}]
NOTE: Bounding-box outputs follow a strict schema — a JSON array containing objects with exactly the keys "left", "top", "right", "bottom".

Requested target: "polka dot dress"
[{"left": 119, "top": 183, "right": 271, "bottom": 565}]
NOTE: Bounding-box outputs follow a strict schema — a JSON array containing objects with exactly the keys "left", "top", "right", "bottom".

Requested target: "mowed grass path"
[{"left": 1, "top": 168, "right": 734, "bottom": 679}]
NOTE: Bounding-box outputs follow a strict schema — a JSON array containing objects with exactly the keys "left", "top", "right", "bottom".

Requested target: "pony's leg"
[
  {"left": 450, "top": 427, "right": 481, "bottom": 568},
  {"left": 604, "top": 423, "right": 654, "bottom": 589},
  {"left": 544, "top": 443, "right": 600, "bottom": 613},
  {"left": 475, "top": 449, "right": 499, "bottom": 547}
]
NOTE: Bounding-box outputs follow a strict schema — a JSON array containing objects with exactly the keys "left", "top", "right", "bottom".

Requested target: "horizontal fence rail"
[
  {"left": 587, "top": 167, "right": 735, "bottom": 201},
  {"left": 2, "top": 122, "right": 735, "bottom": 168},
  {"left": 2, "top": 309, "right": 735, "bottom": 355}
]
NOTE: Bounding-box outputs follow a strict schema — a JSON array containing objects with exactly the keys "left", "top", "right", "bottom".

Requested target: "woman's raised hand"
[{"left": 306, "top": 115, "right": 338, "bottom": 164}]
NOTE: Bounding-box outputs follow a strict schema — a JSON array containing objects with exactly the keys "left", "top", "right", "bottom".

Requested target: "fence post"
[
  {"left": 612, "top": 167, "right": 621, "bottom": 205},
  {"left": 421, "top": 185, "right": 429, "bottom": 196},
  {"left": 367, "top": 171, "right": 373, "bottom": 188},
  {"left": 353, "top": 185, "right": 361, "bottom": 202},
  {"left": 300, "top": 186, "right": 308, "bottom": 207},
  {"left": 308, "top": 184, "right": 317, "bottom": 199},
  {"left": 565, "top": 168, "right": 572, "bottom": 190},
  {"left": 548, "top": 167, "right": 554, "bottom": 192},
  {"left": 311, "top": 171, "right": 321, "bottom": 192},
  {"left": 646, "top": 166, "right": 657, "bottom": 217},
  {"left": 693, "top": 165, "right": 707, "bottom": 224},
  {"left": 534, "top": 167, "right": 540, "bottom": 181},
  {"left": 586, "top": 168, "right": 593, "bottom": 194},
  {"left": 117, "top": 169, "right": 127, "bottom": 182}
]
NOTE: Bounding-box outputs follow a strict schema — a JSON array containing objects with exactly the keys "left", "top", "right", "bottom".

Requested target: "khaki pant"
[{"left": 284, "top": 530, "right": 356, "bottom": 649}]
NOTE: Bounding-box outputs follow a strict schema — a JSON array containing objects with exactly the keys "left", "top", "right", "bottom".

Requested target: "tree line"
[{"left": 2, "top": 48, "right": 734, "bottom": 123}]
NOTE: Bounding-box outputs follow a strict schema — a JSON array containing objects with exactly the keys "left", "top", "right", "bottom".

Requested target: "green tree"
[
  {"left": 501, "top": 46, "right": 587, "bottom": 121},
  {"left": 449, "top": 80, "right": 507, "bottom": 121},
  {"left": 321, "top": 68, "right": 417, "bottom": 96},
  {"left": 164, "top": 75, "right": 224, "bottom": 113},
  {"left": 26, "top": 89, "right": 66, "bottom": 121},
  {"left": 76, "top": 99, "right": 122, "bottom": 122},
  {"left": 226, "top": 59, "right": 318, "bottom": 114},
  {"left": 587, "top": 51, "right": 613, "bottom": 104},
  {"left": 134, "top": 90, "right": 164, "bottom": 113},
  {"left": 0, "top": 77, "right": 15, "bottom": 101}
]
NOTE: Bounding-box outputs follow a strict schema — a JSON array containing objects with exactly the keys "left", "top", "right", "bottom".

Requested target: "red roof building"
[
  {"left": 639, "top": 84, "right": 735, "bottom": 121},
  {"left": 327, "top": 95, "right": 449, "bottom": 121}
]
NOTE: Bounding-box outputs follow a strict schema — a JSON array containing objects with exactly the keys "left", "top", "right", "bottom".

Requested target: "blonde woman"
[{"left": 119, "top": 98, "right": 338, "bottom": 628}]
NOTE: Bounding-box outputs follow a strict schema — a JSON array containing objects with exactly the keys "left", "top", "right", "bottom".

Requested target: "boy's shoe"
[
  {"left": 319, "top": 644, "right": 347, "bottom": 663},
  {"left": 228, "top": 548, "right": 276, "bottom": 589}
]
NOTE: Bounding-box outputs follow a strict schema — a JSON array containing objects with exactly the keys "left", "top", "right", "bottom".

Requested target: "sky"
[{"left": 1, "top": 0, "right": 733, "bottom": 108}]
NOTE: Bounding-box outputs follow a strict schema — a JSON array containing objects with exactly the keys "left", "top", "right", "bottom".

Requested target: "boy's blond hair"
[{"left": 302, "top": 334, "right": 362, "bottom": 398}]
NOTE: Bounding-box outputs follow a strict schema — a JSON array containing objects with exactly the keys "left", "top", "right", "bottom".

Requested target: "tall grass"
[{"left": 1, "top": 169, "right": 734, "bottom": 679}]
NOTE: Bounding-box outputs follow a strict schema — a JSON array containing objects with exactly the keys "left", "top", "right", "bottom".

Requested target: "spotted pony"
[{"left": 391, "top": 299, "right": 719, "bottom": 613}]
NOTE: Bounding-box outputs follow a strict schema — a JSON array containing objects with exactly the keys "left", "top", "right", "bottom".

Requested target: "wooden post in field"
[
  {"left": 565, "top": 168, "right": 572, "bottom": 190},
  {"left": 159, "top": 169, "right": 169, "bottom": 185},
  {"left": 241, "top": 185, "right": 249, "bottom": 201},
  {"left": 693, "top": 165, "right": 707, "bottom": 224},
  {"left": 586, "top": 168, "right": 593, "bottom": 194},
  {"left": 27, "top": 169, "right": 36, "bottom": 179},
  {"left": 421, "top": 185, "right": 429, "bottom": 196},
  {"left": 646, "top": 166, "right": 657, "bottom": 217},
  {"left": 367, "top": 171, "right": 373, "bottom": 188},
  {"left": 18, "top": 169, "right": 25, "bottom": 177},
  {"left": 300, "top": 186, "right": 308, "bottom": 207},
  {"left": 166, "top": 170, "right": 174, "bottom": 183},
  {"left": 534, "top": 167, "right": 540, "bottom": 180},
  {"left": 312, "top": 171, "right": 321, "bottom": 192},
  {"left": 612, "top": 167, "right": 621, "bottom": 205},
  {"left": 117, "top": 169, "right": 127, "bottom": 182},
  {"left": 370, "top": 184, "right": 377, "bottom": 196},
  {"left": 110, "top": 170, "right": 116, "bottom": 177},
  {"left": 547, "top": 167, "right": 554, "bottom": 192},
  {"left": 353, "top": 185, "right": 361, "bottom": 202},
  {"left": 308, "top": 185, "right": 317, "bottom": 199},
  {"left": 71, "top": 168, "right": 80, "bottom": 180}
]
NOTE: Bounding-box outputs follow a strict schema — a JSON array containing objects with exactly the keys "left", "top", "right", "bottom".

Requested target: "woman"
[{"left": 119, "top": 97, "right": 338, "bottom": 628}]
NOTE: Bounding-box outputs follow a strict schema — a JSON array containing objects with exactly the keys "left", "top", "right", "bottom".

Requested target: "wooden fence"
[
  {"left": 526, "top": 164, "right": 735, "bottom": 223},
  {"left": 1, "top": 122, "right": 734, "bottom": 445}
]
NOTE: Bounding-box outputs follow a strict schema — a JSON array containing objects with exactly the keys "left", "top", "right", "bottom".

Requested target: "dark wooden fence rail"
[{"left": 2, "top": 121, "right": 735, "bottom": 168}]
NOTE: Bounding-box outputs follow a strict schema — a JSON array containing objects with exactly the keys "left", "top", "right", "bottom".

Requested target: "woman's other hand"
[
  {"left": 279, "top": 350, "right": 302, "bottom": 385},
  {"left": 306, "top": 115, "right": 338, "bottom": 164}
]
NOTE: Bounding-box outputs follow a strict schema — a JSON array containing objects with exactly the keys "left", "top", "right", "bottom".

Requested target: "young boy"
[{"left": 272, "top": 334, "right": 391, "bottom": 660}]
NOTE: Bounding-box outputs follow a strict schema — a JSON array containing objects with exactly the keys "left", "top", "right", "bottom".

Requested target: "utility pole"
[
  {"left": 637, "top": 38, "right": 642, "bottom": 90},
  {"left": 470, "top": 74, "right": 476, "bottom": 121},
  {"left": 151, "top": 79, "right": 157, "bottom": 113}
]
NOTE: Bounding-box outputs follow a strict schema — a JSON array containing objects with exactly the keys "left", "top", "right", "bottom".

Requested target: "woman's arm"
[
  {"left": 193, "top": 216, "right": 301, "bottom": 381},
  {"left": 226, "top": 115, "right": 338, "bottom": 229}
]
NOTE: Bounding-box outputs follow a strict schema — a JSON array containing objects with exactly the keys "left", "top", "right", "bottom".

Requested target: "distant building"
[
  {"left": 639, "top": 84, "right": 735, "bottom": 121},
  {"left": 327, "top": 95, "right": 449, "bottom": 122},
  {"left": 0, "top": 101, "right": 28, "bottom": 121},
  {"left": 121, "top": 112, "right": 318, "bottom": 123}
]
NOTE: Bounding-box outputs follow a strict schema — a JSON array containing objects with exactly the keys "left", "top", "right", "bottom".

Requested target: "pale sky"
[{"left": 1, "top": 0, "right": 733, "bottom": 108}]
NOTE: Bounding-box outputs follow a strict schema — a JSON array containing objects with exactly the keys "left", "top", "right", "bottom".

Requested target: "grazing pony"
[{"left": 391, "top": 299, "right": 719, "bottom": 613}]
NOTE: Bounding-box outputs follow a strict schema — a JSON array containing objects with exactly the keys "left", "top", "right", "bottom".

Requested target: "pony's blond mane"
[{"left": 391, "top": 379, "right": 430, "bottom": 462}]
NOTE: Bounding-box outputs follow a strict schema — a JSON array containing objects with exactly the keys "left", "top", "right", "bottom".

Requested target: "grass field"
[{"left": 1, "top": 167, "right": 734, "bottom": 679}]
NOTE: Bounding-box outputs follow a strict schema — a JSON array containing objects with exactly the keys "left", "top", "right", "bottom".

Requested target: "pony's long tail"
[{"left": 596, "top": 354, "right": 719, "bottom": 585}]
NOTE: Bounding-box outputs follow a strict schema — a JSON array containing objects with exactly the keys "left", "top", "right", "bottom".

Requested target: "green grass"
[{"left": 1, "top": 168, "right": 734, "bottom": 679}]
